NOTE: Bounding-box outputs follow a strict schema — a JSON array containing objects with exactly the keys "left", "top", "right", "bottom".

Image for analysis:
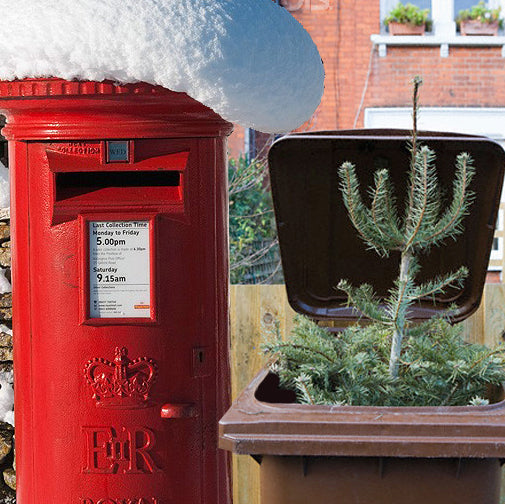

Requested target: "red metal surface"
[
  {"left": 0, "top": 78, "right": 232, "bottom": 140},
  {"left": 1, "top": 78, "right": 233, "bottom": 504}
]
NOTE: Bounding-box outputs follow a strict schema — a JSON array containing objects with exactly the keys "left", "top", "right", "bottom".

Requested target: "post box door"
[{"left": 13, "top": 137, "right": 228, "bottom": 504}]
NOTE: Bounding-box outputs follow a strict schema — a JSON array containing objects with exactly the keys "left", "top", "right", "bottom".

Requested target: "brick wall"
[{"left": 365, "top": 46, "right": 505, "bottom": 111}]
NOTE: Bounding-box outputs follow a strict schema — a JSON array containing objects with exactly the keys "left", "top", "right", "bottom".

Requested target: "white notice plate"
[{"left": 89, "top": 221, "right": 151, "bottom": 318}]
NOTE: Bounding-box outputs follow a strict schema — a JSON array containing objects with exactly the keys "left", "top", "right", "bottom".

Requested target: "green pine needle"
[{"left": 263, "top": 316, "right": 505, "bottom": 407}]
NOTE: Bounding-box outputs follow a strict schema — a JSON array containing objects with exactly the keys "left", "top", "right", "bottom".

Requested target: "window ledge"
[{"left": 370, "top": 34, "right": 505, "bottom": 57}]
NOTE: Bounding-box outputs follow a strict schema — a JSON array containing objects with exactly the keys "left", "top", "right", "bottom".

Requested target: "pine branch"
[
  {"left": 339, "top": 162, "right": 389, "bottom": 255},
  {"left": 406, "top": 75, "right": 423, "bottom": 229},
  {"left": 404, "top": 148, "right": 430, "bottom": 249},
  {"left": 338, "top": 280, "right": 388, "bottom": 323},
  {"left": 422, "top": 153, "right": 475, "bottom": 248},
  {"left": 370, "top": 169, "right": 403, "bottom": 246},
  {"left": 410, "top": 266, "right": 468, "bottom": 303},
  {"left": 383, "top": 174, "right": 401, "bottom": 235},
  {"left": 336, "top": 76, "right": 476, "bottom": 382},
  {"left": 263, "top": 315, "right": 505, "bottom": 406},
  {"left": 384, "top": 253, "right": 418, "bottom": 324},
  {"left": 467, "top": 347, "right": 505, "bottom": 371},
  {"left": 440, "top": 382, "right": 462, "bottom": 406},
  {"left": 404, "top": 146, "right": 441, "bottom": 250},
  {"left": 269, "top": 342, "right": 337, "bottom": 364},
  {"left": 410, "top": 76, "right": 422, "bottom": 163},
  {"left": 386, "top": 250, "right": 416, "bottom": 377},
  {"left": 295, "top": 374, "right": 316, "bottom": 405}
]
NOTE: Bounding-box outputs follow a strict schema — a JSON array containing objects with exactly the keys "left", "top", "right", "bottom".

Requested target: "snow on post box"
[{"left": 0, "top": 1, "right": 324, "bottom": 503}]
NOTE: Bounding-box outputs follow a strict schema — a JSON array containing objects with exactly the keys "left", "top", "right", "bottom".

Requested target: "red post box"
[{"left": 0, "top": 78, "right": 233, "bottom": 504}]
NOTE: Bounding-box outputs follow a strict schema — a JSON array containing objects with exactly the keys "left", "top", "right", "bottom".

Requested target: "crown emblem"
[{"left": 84, "top": 347, "right": 158, "bottom": 408}]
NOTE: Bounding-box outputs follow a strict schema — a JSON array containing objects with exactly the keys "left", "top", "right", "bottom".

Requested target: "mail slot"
[
  {"left": 0, "top": 78, "right": 233, "bottom": 504},
  {"left": 55, "top": 171, "right": 181, "bottom": 200}
]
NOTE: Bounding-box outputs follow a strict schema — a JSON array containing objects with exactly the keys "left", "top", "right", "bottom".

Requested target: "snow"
[
  {"left": 0, "top": 380, "right": 13, "bottom": 426},
  {"left": 0, "top": 161, "right": 9, "bottom": 295},
  {"left": 0, "top": 369, "right": 13, "bottom": 427},
  {"left": 0, "top": 326, "right": 13, "bottom": 426},
  {"left": 0, "top": 161, "right": 9, "bottom": 296},
  {"left": 0, "top": 270, "right": 10, "bottom": 295},
  {"left": 0, "top": 162, "right": 8, "bottom": 209},
  {"left": 0, "top": 0, "right": 324, "bottom": 134}
]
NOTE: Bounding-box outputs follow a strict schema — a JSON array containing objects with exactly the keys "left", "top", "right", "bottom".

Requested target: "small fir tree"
[
  {"left": 263, "top": 77, "right": 505, "bottom": 406},
  {"left": 338, "top": 76, "right": 474, "bottom": 378}
]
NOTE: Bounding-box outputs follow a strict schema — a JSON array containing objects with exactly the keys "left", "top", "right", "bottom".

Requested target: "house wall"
[{"left": 364, "top": 46, "right": 505, "bottom": 113}]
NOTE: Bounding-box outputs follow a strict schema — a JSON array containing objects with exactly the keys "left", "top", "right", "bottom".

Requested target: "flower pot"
[
  {"left": 220, "top": 130, "right": 505, "bottom": 503},
  {"left": 388, "top": 22, "right": 425, "bottom": 35},
  {"left": 460, "top": 20, "right": 499, "bottom": 35},
  {"left": 220, "top": 368, "right": 505, "bottom": 504}
]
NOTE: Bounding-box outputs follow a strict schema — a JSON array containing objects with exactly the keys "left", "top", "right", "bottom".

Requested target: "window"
[
  {"left": 380, "top": 0, "right": 505, "bottom": 35},
  {"left": 455, "top": 0, "right": 498, "bottom": 12},
  {"left": 375, "top": 0, "right": 505, "bottom": 57},
  {"left": 490, "top": 208, "right": 504, "bottom": 269},
  {"left": 381, "top": 0, "right": 430, "bottom": 24}
]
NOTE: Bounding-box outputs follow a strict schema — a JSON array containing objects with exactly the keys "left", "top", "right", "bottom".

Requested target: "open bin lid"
[{"left": 268, "top": 130, "right": 505, "bottom": 324}]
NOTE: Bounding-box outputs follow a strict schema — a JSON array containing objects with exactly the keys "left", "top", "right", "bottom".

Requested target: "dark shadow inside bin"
[
  {"left": 255, "top": 370, "right": 505, "bottom": 404},
  {"left": 255, "top": 371, "right": 297, "bottom": 403}
]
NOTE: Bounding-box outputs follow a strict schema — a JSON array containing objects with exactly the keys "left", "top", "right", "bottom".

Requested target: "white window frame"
[
  {"left": 365, "top": 107, "right": 505, "bottom": 141},
  {"left": 491, "top": 209, "right": 503, "bottom": 264}
]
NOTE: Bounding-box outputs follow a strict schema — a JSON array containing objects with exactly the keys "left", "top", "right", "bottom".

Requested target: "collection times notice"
[{"left": 89, "top": 221, "right": 151, "bottom": 318}]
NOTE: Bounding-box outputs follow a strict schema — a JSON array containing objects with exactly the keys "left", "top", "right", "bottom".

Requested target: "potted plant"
[
  {"left": 457, "top": 1, "right": 502, "bottom": 35},
  {"left": 220, "top": 79, "right": 505, "bottom": 503},
  {"left": 384, "top": 2, "right": 429, "bottom": 35}
]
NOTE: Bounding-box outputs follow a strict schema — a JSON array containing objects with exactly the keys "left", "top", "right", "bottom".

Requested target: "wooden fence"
[{"left": 228, "top": 283, "right": 505, "bottom": 504}]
